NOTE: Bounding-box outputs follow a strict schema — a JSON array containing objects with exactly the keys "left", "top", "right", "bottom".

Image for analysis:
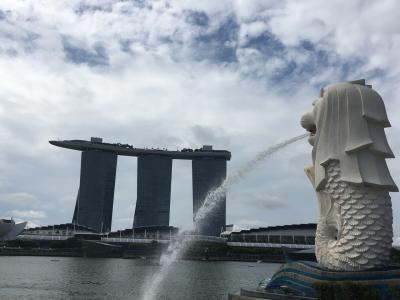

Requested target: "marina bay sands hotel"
[{"left": 50, "top": 137, "right": 231, "bottom": 236}]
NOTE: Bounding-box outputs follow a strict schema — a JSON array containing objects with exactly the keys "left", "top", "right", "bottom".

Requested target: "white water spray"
[
  {"left": 141, "top": 133, "right": 307, "bottom": 300},
  {"left": 194, "top": 133, "right": 308, "bottom": 224}
]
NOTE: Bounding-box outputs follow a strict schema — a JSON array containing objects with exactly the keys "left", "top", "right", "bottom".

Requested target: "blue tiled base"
[{"left": 261, "top": 261, "right": 400, "bottom": 299}]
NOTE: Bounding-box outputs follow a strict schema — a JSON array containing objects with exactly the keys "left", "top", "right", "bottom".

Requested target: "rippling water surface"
[{"left": 0, "top": 256, "right": 280, "bottom": 300}]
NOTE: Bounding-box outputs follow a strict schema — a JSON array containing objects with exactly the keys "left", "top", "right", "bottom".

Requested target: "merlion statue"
[
  {"left": 239, "top": 79, "right": 400, "bottom": 299},
  {"left": 301, "top": 79, "right": 398, "bottom": 271}
]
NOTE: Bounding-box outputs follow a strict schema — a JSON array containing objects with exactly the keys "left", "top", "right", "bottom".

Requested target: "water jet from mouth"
[{"left": 141, "top": 133, "right": 308, "bottom": 300}]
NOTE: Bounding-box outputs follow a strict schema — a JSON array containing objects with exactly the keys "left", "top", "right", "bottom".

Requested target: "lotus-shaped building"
[{"left": 0, "top": 219, "right": 27, "bottom": 241}]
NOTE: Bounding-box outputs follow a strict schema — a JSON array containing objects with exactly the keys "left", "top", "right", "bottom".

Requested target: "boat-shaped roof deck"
[{"left": 49, "top": 139, "right": 231, "bottom": 160}]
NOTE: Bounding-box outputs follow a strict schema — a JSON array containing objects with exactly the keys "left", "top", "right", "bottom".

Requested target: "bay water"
[{"left": 0, "top": 256, "right": 280, "bottom": 300}]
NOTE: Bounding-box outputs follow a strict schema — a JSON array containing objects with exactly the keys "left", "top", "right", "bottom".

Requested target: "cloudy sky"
[{"left": 1, "top": 0, "right": 400, "bottom": 237}]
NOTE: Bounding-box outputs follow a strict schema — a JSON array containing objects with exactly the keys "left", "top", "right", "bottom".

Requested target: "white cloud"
[
  {"left": 0, "top": 0, "right": 399, "bottom": 237},
  {"left": 8, "top": 209, "right": 46, "bottom": 219},
  {"left": 25, "top": 220, "right": 41, "bottom": 229},
  {"left": 0, "top": 192, "right": 39, "bottom": 206},
  {"left": 265, "top": 0, "right": 400, "bottom": 75},
  {"left": 235, "top": 219, "right": 270, "bottom": 230}
]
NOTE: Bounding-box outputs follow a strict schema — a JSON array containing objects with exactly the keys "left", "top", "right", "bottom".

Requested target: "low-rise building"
[
  {"left": 107, "top": 226, "right": 179, "bottom": 240},
  {"left": 224, "top": 223, "right": 316, "bottom": 245},
  {"left": 22, "top": 223, "right": 96, "bottom": 237}
]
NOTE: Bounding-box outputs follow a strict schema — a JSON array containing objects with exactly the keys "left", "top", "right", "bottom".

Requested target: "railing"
[
  {"left": 101, "top": 237, "right": 170, "bottom": 244},
  {"left": 227, "top": 242, "right": 315, "bottom": 249},
  {"left": 173, "top": 235, "right": 227, "bottom": 243},
  {"left": 101, "top": 235, "right": 227, "bottom": 244},
  {"left": 16, "top": 234, "right": 314, "bottom": 249},
  {"left": 18, "top": 234, "right": 70, "bottom": 241}
]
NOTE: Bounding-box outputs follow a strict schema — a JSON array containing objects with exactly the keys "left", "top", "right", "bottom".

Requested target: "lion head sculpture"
[{"left": 301, "top": 79, "right": 398, "bottom": 192}]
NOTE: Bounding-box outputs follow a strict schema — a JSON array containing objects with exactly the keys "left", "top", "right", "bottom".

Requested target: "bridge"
[{"left": 17, "top": 234, "right": 314, "bottom": 249}]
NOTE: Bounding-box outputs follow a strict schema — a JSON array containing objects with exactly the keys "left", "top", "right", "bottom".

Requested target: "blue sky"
[{"left": 0, "top": 0, "right": 400, "bottom": 240}]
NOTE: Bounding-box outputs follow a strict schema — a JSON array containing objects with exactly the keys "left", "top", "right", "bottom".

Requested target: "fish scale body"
[{"left": 315, "top": 161, "right": 393, "bottom": 271}]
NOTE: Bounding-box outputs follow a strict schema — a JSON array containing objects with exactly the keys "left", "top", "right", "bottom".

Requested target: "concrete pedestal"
[{"left": 261, "top": 261, "right": 400, "bottom": 299}]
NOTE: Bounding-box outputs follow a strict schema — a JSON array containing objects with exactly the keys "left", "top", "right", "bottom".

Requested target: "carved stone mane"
[{"left": 303, "top": 80, "right": 397, "bottom": 192}]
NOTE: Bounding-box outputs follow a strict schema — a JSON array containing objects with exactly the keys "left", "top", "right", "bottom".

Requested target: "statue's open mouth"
[
  {"left": 307, "top": 125, "right": 316, "bottom": 146},
  {"left": 308, "top": 125, "right": 316, "bottom": 136},
  {"left": 300, "top": 112, "right": 316, "bottom": 145},
  {"left": 308, "top": 125, "right": 317, "bottom": 135}
]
